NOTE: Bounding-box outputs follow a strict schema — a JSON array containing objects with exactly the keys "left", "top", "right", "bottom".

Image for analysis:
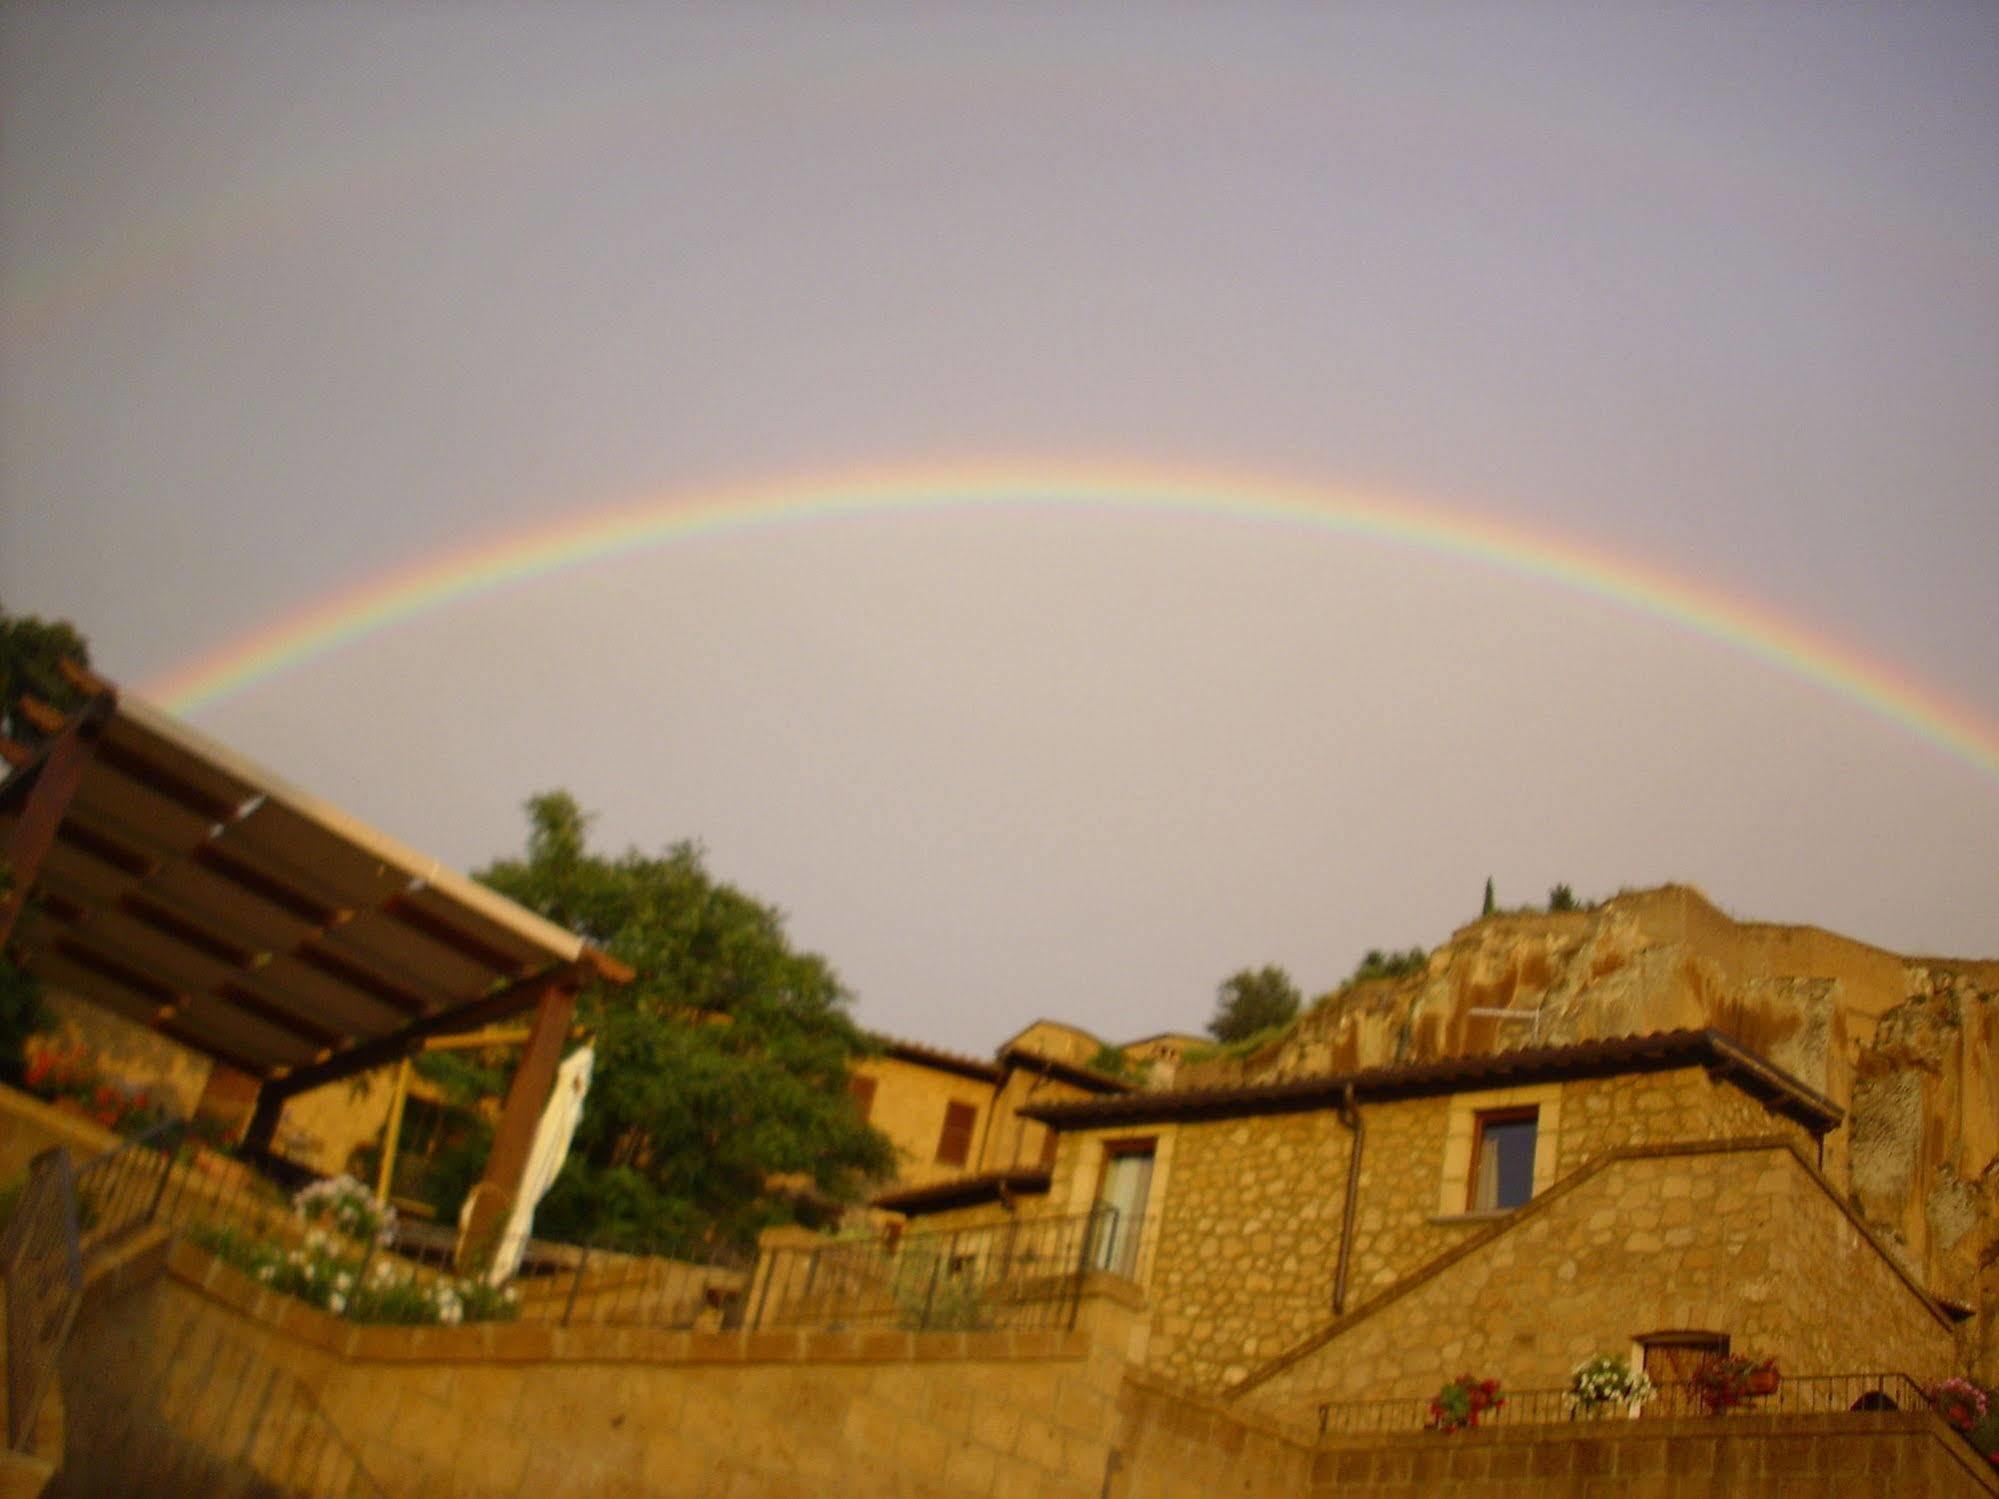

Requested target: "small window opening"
[
  {"left": 935, "top": 1101, "right": 978, "bottom": 1166},
  {"left": 1469, "top": 1107, "right": 1538, "bottom": 1211}
]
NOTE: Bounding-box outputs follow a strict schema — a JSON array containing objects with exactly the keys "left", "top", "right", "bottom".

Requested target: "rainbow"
[{"left": 143, "top": 465, "right": 1999, "bottom": 782}]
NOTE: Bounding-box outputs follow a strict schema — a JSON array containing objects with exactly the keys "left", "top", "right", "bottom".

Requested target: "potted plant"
[
  {"left": 1930, "top": 1378, "right": 1988, "bottom": 1435},
  {"left": 1429, "top": 1374, "right": 1504, "bottom": 1433},
  {"left": 1567, "top": 1354, "right": 1655, "bottom": 1417},
  {"left": 1691, "top": 1354, "right": 1780, "bottom": 1413}
]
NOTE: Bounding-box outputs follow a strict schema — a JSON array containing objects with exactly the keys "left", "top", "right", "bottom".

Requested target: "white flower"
[
  {"left": 335, "top": 1272, "right": 353, "bottom": 1292},
  {"left": 328, "top": 1293, "right": 347, "bottom": 1314},
  {"left": 256, "top": 1266, "right": 275, "bottom": 1283}
]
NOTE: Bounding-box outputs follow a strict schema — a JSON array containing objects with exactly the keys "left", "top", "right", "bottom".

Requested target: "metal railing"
[
  {"left": 749, "top": 1204, "right": 1122, "bottom": 1333},
  {"left": 1318, "top": 1371, "right": 1943, "bottom": 1437}
]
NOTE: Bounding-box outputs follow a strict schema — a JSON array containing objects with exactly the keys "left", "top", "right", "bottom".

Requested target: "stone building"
[
  {"left": 850, "top": 887, "right": 1997, "bottom": 1428},
  {"left": 1022, "top": 1028, "right": 1960, "bottom": 1420}
]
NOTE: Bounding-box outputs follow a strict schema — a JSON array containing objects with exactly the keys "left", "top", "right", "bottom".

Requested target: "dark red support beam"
[
  {"left": 456, "top": 975, "right": 581, "bottom": 1268},
  {"left": 0, "top": 695, "right": 114, "bottom": 948}
]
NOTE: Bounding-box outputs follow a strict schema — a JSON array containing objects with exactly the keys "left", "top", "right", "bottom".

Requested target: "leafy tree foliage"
[
  {"left": 1346, "top": 946, "right": 1429, "bottom": 985},
  {"left": 0, "top": 605, "right": 93, "bottom": 747},
  {"left": 0, "top": 603, "right": 88, "bottom": 1077},
  {"left": 476, "top": 793, "right": 894, "bottom": 1255},
  {"left": 1206, "top": 965, "right": 1302, "bottom": 1043},
  {"left": 1547, "top": 884, "right": 1579, "bottom": 912}
]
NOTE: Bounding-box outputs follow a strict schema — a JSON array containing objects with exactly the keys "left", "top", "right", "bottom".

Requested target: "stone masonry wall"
[
  {"left": 1038, "top": 1065, "right": 1823, "bottom": 1394},
  {"left": 1236, "top": 1140, "right": 1957, "bottom": 1423},
  {"left": 1141, "top": 1109, "right": 1350, "bottom": 1388},
  {"left": 55, "top": 1239, "right": 1143, "bottom": 1499},
  {"left": 1552, "top": 1068, "right": 1810, "bottom": 1177},
  {"left": 1306, "top": 1414, "right": 1999, "bottom": 1499}
]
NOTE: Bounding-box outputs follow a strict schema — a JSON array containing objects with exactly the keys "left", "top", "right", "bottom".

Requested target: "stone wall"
[
  {"left": 46, "top": 1233, "right": 1993, "bottom": 1499},
  {"left": 1235, "top": 1139, "right": 1958, "bottom": 1422},
  {"left": 55, "top": 1239, "right": 1144, "bottom": 1498},
  {"left": 0, "top": 1084, "right": 119, "bottom": 1185},
  {"left": 1138, "top": 1108, "right": 1349, "bottom": 1388},
  {"left": 1551, "top": 1068, "right": 1809, "bottom": 1177},
  {"left": 1307, "top": 1412, "right": 1998, "bottom": 1498},
  {"left": 1038, "top": 1065, "right": 1824, "bottom": 1393}
]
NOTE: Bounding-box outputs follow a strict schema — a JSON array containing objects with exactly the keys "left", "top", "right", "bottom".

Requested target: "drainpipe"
[{"left": 1333, "top": 1083, "right": 1364, "bottom": 1316}]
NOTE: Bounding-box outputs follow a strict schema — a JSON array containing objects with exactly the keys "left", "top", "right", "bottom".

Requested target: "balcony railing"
[
  {"left": 749, "top": 1204, "right": 1125, "bottom": 1333},
  {"left": 1318, "top": 1371, "right": 1945, "bottom": 1437}
]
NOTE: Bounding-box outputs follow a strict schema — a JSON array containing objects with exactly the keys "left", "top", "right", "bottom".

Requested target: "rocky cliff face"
[{"left": 1181, "top": 885, "right": 1999, "bottom": 1377}]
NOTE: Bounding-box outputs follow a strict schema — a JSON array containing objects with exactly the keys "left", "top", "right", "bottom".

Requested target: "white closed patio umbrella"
[{"left": 483, "top": 1042, "right": 594, "bottom": 1285}]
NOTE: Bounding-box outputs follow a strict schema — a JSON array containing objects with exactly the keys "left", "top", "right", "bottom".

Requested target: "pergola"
[{"left": 0, "top": 670, "right": 630, "bottom": 1258}]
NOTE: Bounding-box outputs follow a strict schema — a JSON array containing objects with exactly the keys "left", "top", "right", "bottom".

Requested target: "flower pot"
[{"left": 1746, "top": 1368, "right": 1781, "bottom": 1398}]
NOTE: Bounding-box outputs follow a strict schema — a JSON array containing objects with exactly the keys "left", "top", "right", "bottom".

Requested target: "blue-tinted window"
[{"left": 1472, "top": 1111, "right": 1538, "bottom": 1210}]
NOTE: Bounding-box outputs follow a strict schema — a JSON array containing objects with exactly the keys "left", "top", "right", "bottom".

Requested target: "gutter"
[{"left": 1332, "top": 1082, "right": 1364, "bottom": 1316}]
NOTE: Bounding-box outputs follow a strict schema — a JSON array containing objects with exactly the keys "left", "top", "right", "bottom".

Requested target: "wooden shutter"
[
  {"left": 935, "top": 1101, "right": 977, "bottom": 1166},
  {"left": 848, "top": 1074, "right": 877, "bottom": 1122}
]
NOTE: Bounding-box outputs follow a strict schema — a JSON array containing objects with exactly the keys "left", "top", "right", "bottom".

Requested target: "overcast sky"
[{"left": 4, "top": 4, "right": 1996, "bottom": 1051}]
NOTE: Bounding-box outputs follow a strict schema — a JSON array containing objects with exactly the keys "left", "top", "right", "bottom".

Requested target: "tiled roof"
[
  {"left": 870, "top": 1034, "right": 1003, "bottom": 1083},
  {"left": 1018, "top": 1029, "right": 1842, "bottom": 1133},
  {"left": 869, "top": 1168, "right": 1052, "bottom": 1215},
  {"left": 997, "top": 1044, "right": 1136, "bottom": 1094}
]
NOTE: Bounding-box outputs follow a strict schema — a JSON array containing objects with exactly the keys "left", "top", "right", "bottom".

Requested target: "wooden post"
[
  {"left": 376, "top": 1056, "right": 413, "bottom": 1203},
  {"left": 455, "top": 978, "right": 579, "bottom": 1270},
  {"left": 0, "top": 697, "right": 111, "bottom": 950},
  {"left": 241, "top": 1088, "right": 286, "bottom": 1157}
]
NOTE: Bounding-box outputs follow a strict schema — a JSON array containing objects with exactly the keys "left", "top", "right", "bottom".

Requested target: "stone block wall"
[
  {"left": 1236, "top": 1139, "right": 1958, "bottom": 1421},
  {"left": 1137, "top": 1109, "right": 1349, "bottom": 1388},
  {"left": 54, "top": 1239, "right": 1144, "bottom": 1498},
  {"left": 1306, "top": 1412, "right": 1998, "bottom": 1498},
  {"left": 1035, "top": 1065, "right": 1825, "bottom": 1393}
]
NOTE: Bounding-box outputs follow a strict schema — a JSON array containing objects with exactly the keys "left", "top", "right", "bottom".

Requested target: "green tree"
[
  {"left": 1482, "top": 877, "right": 1496, "bottom": 917},
  {"left": 1347, "top": 946, "right": 1429, "bottom": 984},
  {"left": 1206, "top": 965, "right": 1302, "bottom": 1044},
  {"left": 1548, "top": 884, "right": 1578, "bottom": 912},
  {"left": 476, "top": 793, "right": 894, "bottom": 1255},
  {"left": 0, "top": 604, "right": 87, "bottom": 1078},
  {"left": 0, "top": 605, "right": 93, "bottom": 746}
]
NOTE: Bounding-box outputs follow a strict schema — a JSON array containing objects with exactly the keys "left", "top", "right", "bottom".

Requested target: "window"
[
  {"left": 848, "top": 1074, "right": 877, "bottom": 1122},
  {"left": 1469, "top": 1108, "right": 1538, "bottom": 1211},
  {"left": 1091, "top": 1139, "right": 1155, "bottom": 1277},
  {"left": 935, "top": 1101, "right": 978, "bottom": 1166}
]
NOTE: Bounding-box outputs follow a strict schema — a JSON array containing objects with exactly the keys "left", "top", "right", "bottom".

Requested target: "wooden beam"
[
  {"left": 14, "top": 695, "right": 65, "bottom": 736},
  {"left": 256, "top": 960, "right": 593, "bottom": 1104},
  {"left": 56, "top": 818, "right": 158, "bottom": 879},
  {"left": 215, "top": 980, "right": 348, "bottom": 1051},
  {"left": 92, "top": 736, "right": 243, "bottom": 824},
  {"left": 0, "top": 696, "right": 113, "bottom": 947},
  {"left": 192, "top": 842, "right": 340, "bottom": 925},
  {"left": 457, "top": 976, "right": 580, "bottom": 1268},
  {"left": 0, "top": 736, "right": 30, "bottom": 769},
  {"left": 384, "top": 892, "right": 533, "bottom": 977},
  {"left": 293, "top": 940, "right": 431, "bottom": 1018},
  {"left": 56, "top": 658, "right": 113, "bottom": 699}
]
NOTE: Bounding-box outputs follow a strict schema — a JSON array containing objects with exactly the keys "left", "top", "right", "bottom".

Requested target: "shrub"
[
  {"left": 188, "top": 1216, "right": 518, "bottom": 1327},
  {"left": 1567, "top": 1354, "right": 1655, "bottom": 1413}
]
